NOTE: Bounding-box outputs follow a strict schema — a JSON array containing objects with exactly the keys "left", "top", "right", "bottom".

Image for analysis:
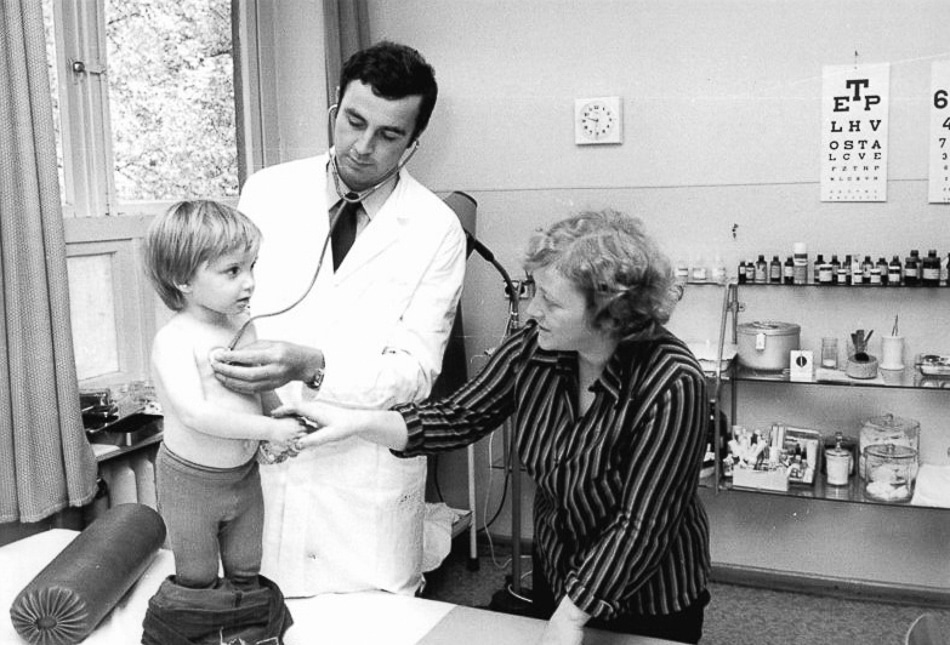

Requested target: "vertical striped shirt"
[{"left": 394, "top": 321, "right": 710, "bottom": 620}]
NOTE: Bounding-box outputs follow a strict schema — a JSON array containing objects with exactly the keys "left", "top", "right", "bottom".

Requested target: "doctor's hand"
[{"left": 210, "top": 341, "right": 324, "bottom": 393}]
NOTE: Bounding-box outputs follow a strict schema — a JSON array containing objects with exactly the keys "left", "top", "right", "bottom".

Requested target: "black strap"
[{"left": 331, "top": 199, "right": 361, "bottom": 271}]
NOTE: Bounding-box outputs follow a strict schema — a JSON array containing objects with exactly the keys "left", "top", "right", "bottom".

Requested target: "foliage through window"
[{"left": 43, "top": 0, "right": 238, "bottom": 215}]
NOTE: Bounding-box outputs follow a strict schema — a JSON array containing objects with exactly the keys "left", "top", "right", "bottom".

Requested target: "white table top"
[{"left": 1, "top": 529, "right": 671, "bottom": 645}]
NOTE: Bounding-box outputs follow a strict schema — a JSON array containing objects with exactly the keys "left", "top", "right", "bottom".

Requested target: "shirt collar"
[
  {"left": 526, "top": 324, "right": 626, "bottom": 403},
  {"left": 326, "top": 151, "right": 399, "bottom": 222}
]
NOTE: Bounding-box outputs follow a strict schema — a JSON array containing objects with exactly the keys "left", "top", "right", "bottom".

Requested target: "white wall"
[{"left": 363, "top": 0, "right": 950, "bottom": 593}]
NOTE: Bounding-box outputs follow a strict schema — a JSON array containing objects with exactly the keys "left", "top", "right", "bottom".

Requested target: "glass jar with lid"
[
  {"left": 858, "top": 413, "right": 919, "bottom": 479},
  {"left": 863, "top": 443, "right": 918, "bottom": 503}
]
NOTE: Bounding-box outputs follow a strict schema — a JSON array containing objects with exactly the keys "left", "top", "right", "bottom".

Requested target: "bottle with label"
[
  {"left": 876, "top": 257, "right": 889, "bottom": 285},
  {"left": 783, "top": 256, "right": 795, "bottom": 285},
  {"left": 737, "top": 261, "right": 747, "bottom": 284},
  {"left": 888, "top": 255, "right": 903, "bottom": 286},
  {"left": 818, "top": 256, "right": 834, "bottom": 285},
  {"left": 754, "top": 255, "right": 767, "bottom": 284},
  {"left": 813, "top": 254, "right": 825, "bottom": 285},
  {"left": 943, "top": 253, "right": 950, "bottom": 286},
  {"left": 830, "top": 255, "right": 842, "bottom": 285},
  {"left": 851, "top": 254, "right": 864, "bottom": 286},
  {"left": 691, "top": 256, "right": 708, "bottom": 283},
  {"left": 842, "top": 254, "right": 853, "bottom": 286},
  {"left": 712, "top": 255, "right": 727, "bottom": 285},
  {"left": 769, "top": 255, "right": 782, "bottom": 283},
  {"left": 904, "top": 250, "right": 920, "bottom": 286},
  {"left": 745, "top": 260, "right": 756, "bottom": 284},
  {"left": 862, "top": 255, "right": 874, "bottom": 282},
  {"left": 793, "top": 242, "right": 808, "bottom": 284},
  {"left": 922, "top": 249, "right": 941, "bottom": 287}
]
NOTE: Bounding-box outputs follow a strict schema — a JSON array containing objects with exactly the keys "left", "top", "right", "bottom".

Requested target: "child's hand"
[{"left": 269, "top": 416, "right": 306, "bottom": 444}]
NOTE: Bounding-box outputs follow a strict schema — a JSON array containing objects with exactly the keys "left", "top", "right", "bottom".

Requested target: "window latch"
[{"left": 71, "top": 60, "right": 106, "bottom": 76}]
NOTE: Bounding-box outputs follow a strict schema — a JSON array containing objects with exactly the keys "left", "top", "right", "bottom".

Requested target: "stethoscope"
[{"left": 226, "top": 104, "right": 421, "bottom": 350}]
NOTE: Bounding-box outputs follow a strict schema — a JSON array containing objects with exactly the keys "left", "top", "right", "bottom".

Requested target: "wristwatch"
[{"left": 304, "top": 365, "right": 325, "bottom": 391}]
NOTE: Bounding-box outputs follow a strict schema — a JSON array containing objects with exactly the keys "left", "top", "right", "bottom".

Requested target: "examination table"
[{"left": 2, "top": 528, "right": 674, "bottom": 644}]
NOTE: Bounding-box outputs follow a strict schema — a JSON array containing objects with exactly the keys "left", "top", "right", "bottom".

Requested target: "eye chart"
[
  {"left": 930, "top": 60, "right": 950, "bottom": 204},
  {"left": 821, "top": 63, "right": 890, "bottom": 202}
]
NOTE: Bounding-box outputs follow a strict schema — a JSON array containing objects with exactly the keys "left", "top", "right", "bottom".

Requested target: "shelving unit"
[{"left": 705, "top": 280, "right": 950, "bottom": 603}]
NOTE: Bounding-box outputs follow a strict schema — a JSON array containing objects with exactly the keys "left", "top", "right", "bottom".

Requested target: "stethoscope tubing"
[{"left": 226, "top": 104, "right": 419, "bottom": 349}]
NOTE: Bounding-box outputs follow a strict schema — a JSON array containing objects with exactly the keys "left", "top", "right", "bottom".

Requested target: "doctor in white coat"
[{"left": 211, "top": 41, "right": 466, "bottom": 597}]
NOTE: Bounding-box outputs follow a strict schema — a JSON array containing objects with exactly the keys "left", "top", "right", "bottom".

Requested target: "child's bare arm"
[{"left": 152, "top": 325, "right": 301, "bottom": 442}]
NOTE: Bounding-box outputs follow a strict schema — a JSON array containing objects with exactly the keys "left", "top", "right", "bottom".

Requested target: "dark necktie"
[{"left": 331, "top": 199, "right": 361, "bottom": 271}]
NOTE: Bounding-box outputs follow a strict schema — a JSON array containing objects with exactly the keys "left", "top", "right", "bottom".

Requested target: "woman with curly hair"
[{"left": 276, "top": 210, "right": 711, "bottom": 644}]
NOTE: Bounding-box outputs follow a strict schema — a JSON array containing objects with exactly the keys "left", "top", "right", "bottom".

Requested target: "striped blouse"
[{"left": 394, "top": 321, "right": 711, "bottom": 620}]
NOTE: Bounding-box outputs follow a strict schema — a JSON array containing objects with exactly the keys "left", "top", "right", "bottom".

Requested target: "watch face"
[{"left": 580, "top": 102, "right": 616, "bottom": 138}]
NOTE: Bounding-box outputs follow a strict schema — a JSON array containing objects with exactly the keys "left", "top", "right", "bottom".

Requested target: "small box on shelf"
[{"left": 732, "top": 465, "right": 789, "bottom": 492}]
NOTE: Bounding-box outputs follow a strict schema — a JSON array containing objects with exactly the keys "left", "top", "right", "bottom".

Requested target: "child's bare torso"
[{"left": 153, "top": 314, "right": 261, "bottom": 468}]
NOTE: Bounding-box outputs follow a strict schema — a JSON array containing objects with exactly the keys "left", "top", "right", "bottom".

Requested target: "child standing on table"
[{"left": 143, "top": 200, "right": 304, "bottom": 590}]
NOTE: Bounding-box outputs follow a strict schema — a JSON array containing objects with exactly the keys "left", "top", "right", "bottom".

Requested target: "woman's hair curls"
[{"left": 522, "top": 210, "right": 679, "bottom": 341}]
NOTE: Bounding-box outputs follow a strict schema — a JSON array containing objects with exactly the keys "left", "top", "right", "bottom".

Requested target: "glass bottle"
[
  {"left": 922, "top": 249, "right": 941, "bottom": 287},
  {"left": 737, "top": 260, "right": 747, "bottom": 284},
  {"left": 830, "top": 254, "right": 842, "bottom": 284},
  {"left": 904, "top": 249, "right": 920, "bottom": 286},
  {"left": 783, "top": 256, "right": 794, "bottom": 285},
  {"left": 813, "top": 254, "right": 825, "bottom": 285},
  {"left": 754, "top": 254, "right": 767, "bottom": 284},
  {"left": 842, "top": 254, "right": 853, "bottom": 286},
  {"left": 769, "top": 255, "right": 782, "bottom": 283},
  {"left": 851, "top": 254, "right": 864, "bottom": 286},
  {"left": 745, "top": 260, "right": 756, "bottom": 284},
  {"left": 876, "top": 257, "right": 889, "bottom": 286},
  {"left": 888, "top": 255, "right": 903, "bottom": 286}
]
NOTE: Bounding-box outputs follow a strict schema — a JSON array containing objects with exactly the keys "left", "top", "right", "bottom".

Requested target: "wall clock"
[{"left": 574, "top": 96, "right": 623, "bottom": 145}]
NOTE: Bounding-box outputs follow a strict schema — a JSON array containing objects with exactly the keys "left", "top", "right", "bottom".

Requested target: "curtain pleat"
[
  {"left": 323, "top": 0, "right": 370, "bottom": 104},
  {"left": 0, "top": 1, "right": 98, "bottom": 523}
]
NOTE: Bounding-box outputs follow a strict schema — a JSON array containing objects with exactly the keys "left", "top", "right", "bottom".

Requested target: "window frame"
[{"left": 49, "top": 0, "right": 272, "bottom": 388}]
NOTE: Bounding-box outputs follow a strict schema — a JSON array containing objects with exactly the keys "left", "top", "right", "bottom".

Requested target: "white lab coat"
[{"left": 238, "top": 153, "right": 467, "bottom": 597}]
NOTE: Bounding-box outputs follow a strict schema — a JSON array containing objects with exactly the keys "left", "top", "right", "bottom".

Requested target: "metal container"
[
  {"left": 737, "top": 321, "right": 801, "bottom": 371},
  {"left": 858, "top": 413, "right": 919, "bottom": 479},
  {"left": 863, "top": 443, "right": 918, "bottom": 503}
]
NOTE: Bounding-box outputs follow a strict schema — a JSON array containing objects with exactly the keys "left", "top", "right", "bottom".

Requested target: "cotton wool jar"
[{"left": 858, "top": 413, "right": 919, "bottom": 480}]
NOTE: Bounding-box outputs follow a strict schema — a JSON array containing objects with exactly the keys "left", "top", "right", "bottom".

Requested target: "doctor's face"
[{"left": 333, "top": 80, "right": 422, "bottom": 192}]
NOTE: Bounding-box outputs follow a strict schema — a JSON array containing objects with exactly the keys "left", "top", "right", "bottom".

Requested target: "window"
[
  {"left": 44, "top": 0, "right": 238, "bottom": 219},
  {"left": 42, "top": 0, "right": 241, "bottom": 384}
]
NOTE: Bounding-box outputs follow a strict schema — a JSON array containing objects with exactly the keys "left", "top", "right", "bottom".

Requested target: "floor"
[{"left": 421, "top": 538, "right": 950, "bottom": 645}]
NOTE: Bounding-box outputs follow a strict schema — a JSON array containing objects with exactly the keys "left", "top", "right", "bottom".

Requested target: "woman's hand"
[
  {"left": 271, "top": 401, "right": 362, "bottom": 449},
  {"left": 271, "top": 401, "right": 410, "bottom": 452},
  {"left": 538, "top": 597, "right": 589, "bottom": 645}
]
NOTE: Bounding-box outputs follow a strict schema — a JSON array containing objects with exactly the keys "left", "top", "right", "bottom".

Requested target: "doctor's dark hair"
[
  {"left": 143, "top": 200, "right": 262, "bottom": 312},
  {"left": 339, "top": 40, "right": 438, "bottom": 142},
  {"left": 523, "top": 210, "right": 679, "bottom": 341}
]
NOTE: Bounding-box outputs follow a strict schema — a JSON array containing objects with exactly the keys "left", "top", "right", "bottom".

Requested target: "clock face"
[
  {"left": 574, "top": 97, "right": 622, "bottom": 145},
  {"left": 580, "top": 102, "right": 616, "bottom": 138}
]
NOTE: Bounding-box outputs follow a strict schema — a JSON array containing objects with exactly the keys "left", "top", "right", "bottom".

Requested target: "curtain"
[
  {"left": 323, "top": 0, "right": 370, "bottom": 105},
  {"left": 0, "top": 1, "right": 98, "bottom": 523}
]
